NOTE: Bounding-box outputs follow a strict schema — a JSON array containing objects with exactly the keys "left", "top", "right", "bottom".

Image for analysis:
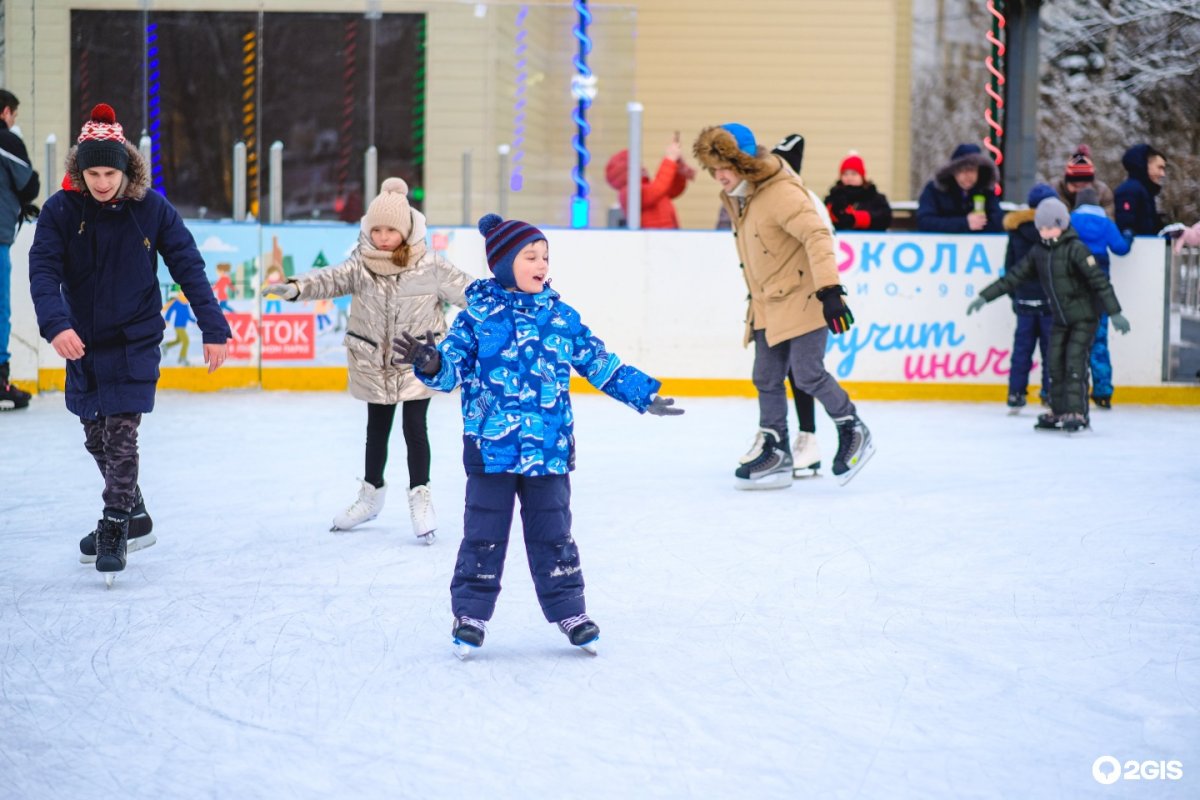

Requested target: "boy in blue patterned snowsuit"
[{"left": 393, "top": 213, "right": 683, "bottom": 655}]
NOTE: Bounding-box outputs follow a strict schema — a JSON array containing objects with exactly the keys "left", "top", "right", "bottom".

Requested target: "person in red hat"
[
  {"left": 823, "top": 151, "right": 892, "bottom": 231},
  {"left": 604, "top": 134, "right": 694, "bottom": 229},
  {"left": 1056, "top": 144, "right": 1115, "bottom": 218},
  {"left": 28, "top": 103, "right": 231, "bottom": 585}
]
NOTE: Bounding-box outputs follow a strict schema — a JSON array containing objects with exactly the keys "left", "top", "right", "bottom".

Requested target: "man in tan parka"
[{"left": 694, "top": 123, "right": 874, "bottom": 488}]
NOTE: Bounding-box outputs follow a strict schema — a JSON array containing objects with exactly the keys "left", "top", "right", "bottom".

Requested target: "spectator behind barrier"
[
  {"left": 824, "top": 151, "right": 892, "bottom": 231},
  {"left": 916, "top": 143, "right": 1003, "bottom": 233}
]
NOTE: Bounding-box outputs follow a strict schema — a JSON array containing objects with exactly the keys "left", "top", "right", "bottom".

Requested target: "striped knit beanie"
[
  {"left": 1064, "top": 145, "right": 1095, "bottom": 185},
  {"left": 76, "top": 103, "right": 129, "bottom": 172},
  {"left": 478, "top": 213, "right": 545, "bottom": 289}
]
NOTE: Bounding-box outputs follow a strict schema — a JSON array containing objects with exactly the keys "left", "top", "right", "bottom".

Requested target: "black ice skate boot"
[
  {"left": 80, "top": 491, "right": 155, "bottom": 564},
  {"left": 734, "top": 428, "right": 793, "bottom": 490},
  {"left": 1061, "top": 412, "right": 1090, "bottom": 433},
  {"left": 95, "top": 509, "right": 130, "bottom": 585},
  {"left": 557, "top": 613, "right": 600, "bottom": 654},
  {"left": 1034, "top": 412, "right": 1063, "bottom": 431},
  {"left": 0, "top": 362, "right": 31, "bottom": 411},
  {"left": 452, "top": 616, "right": 488, "bottom": 660},
  {"left": 832, "top": 415, "right": 875, "bottom": 485}
]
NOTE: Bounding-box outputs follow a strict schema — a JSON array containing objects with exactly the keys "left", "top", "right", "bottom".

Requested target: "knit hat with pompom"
[
  {"left": 76, "top": 103, "right": 129, "bottom": 172},
  {"left": 478, "top": 213, "right": 545, "bottom": 289},
  {"left": 364, "top": 177, "right": 413, "bottom": 240}
]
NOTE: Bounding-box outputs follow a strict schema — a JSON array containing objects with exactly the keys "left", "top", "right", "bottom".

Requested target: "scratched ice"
[{"left": 2, "top": 391, "right": 1197, "bottom": 799}]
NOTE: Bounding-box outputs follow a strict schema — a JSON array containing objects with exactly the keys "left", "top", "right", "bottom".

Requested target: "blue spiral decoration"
[
  {"left": 146, "top": 21, "right": 164, "bottom": 194},
  {"left": 570, "top": 0, "right": 592, "bottom": 227}
]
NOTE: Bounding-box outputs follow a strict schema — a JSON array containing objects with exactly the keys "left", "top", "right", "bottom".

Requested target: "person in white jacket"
[{"left": 264, "top": 178, "right": 472, "bottom": 543}]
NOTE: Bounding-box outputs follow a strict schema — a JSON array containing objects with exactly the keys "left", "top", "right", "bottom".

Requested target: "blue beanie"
[
  {"left": 1026, "top": 182, "right": 1058, "bottom": 208},
  {"left": 720, "top": 123, "right": 757, "bottom": 157},
  {"left": 950, "top": 143, "right": 983, "bottom": 161},
  {"left": 478, "top": 213, "right": 546, "bottom": 289}
]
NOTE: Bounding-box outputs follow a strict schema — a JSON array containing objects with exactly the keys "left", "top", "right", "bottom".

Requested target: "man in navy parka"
[{"left": 28, "top": 103, "right": 230, "bottom": 578}]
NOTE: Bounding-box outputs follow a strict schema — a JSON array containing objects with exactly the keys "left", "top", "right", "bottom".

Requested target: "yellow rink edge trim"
[{"left": 28, "top": 370, "right": 1200, "bottom": 405}]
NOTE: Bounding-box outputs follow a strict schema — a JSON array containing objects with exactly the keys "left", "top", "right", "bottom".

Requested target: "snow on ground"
[{"left": 2, "top": 390, "right": 1198, "bottom": 799}]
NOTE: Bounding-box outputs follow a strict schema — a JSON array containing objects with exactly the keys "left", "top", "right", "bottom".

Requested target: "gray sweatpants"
[{"left": 752, "top": 328, "right": 855, "bottom": 438}]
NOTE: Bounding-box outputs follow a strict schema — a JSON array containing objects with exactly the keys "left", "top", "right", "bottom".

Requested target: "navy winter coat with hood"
[
  {"left": 1113, "top": 144, "right": 1164, "bottom": 236},
  {"left": 916, "top": 144, "right": 1004, "bottom": 233},
  {"left": 29, "top": 143, "right": 230, "bottom": 419}
]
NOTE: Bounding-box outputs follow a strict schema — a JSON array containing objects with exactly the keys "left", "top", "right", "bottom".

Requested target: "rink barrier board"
[{"left": 27, "top": 370, "right": 1200, "bottom": 405}]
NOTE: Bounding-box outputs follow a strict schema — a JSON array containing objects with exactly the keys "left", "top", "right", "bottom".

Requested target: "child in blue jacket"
[
  {"left": 1071, "top": 186, "right": 1133, "bottom": 407},
  {"left": 29, "top": 104, "right": 230, "bottom": 582},
  {"left": 392, "top": 213, "right": 683, "bottom": 657}
]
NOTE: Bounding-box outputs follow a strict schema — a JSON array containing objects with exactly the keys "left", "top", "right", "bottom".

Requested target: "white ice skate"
[
  {"left": 791, "top": 432, "right": 821, "bottom": 478},
  {"left": 331, "top": 480, "right": 387, "bottom": 531},
  {"left": 734, "top": 429, "right": 793, "bottom": 490},
  {"left": 408, "top": 485, "right": 437, "bottom": 545}
]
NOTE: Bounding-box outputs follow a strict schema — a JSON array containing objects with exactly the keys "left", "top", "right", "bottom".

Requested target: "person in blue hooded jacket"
[
  {"left": 916, "top": 143, "right": 1004, "bottom": 233},
  {"left": 28, "top": 104, "right": 230, "bottom": 581},
  {"left": 392, "top": 213, "right": 683, "bottom": 658},
  {"left": 1113, "top": 143, "right": 1167, "bottom": 236},
  {"left": 1071, "top": 186, "right": 1134, "bottom": 408}
]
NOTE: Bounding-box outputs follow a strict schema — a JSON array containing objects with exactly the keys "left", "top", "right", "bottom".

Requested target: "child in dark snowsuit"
[
  {"left": 1070, "top": 186, "right": 1133, "bottom": 408},
  {"left": 967, "top": 199, "right": 1130, "bottom": 432},
  {"left": 392, "top": 213, "right": 684, "bottom": 657}
]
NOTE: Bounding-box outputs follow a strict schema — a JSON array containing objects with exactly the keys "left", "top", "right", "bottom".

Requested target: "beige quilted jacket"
[{"left": 288, "top": 218, "right": 472, "bottom": 404}]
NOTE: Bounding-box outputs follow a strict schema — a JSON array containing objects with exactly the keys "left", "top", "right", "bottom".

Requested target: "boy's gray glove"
[
  {"left": 1111, "top": 313, "right": 1131, "bottom": 334},
  {"left": 646, "top": 394, "right": 684, "bottom": 416},
  {"left": 260, "top": 281, "right": 299, "bottom": 301},
  {"left": 966, "top": 297, "right": 987, "bottom": 315},
  {"left": 392, "top": 330, "right": 441, "bottom": 375}
]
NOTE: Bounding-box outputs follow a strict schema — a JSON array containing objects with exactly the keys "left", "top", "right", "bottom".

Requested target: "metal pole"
[
  {"left": 364, "top": 146, "right": 378, "bottom": 210},
  {"left": 462, "top": 150, "right": 472, "bottom": 226},
  {"left": 269, "top": 140, "right": 283, "bottom": 224},
  {"left": 139, "top": 133, "right": 152, "bottom": 170},
  {"left": 44, "top": 134, "right": 58, "bottom": 198},
  {"left": 497, "top": 144, "right": 510, "bottom": 218},
  {"left": 233, "top": 141, "right": 247, "bottom": 221},
  {"left": 626, "top": 102, "right": 643, "bottom": 230}
]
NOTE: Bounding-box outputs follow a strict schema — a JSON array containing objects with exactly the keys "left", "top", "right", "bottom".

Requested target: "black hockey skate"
[
  {"left": 734, "top": 428, "right": 793, "bottom": 490},
  {"left": 0, "top": 363, "right": 31, "bottom": 411},
  {"left": 95, "top": 509, "right": 130, "bottom": 588},
  {"left": 1061, "top": 412, "right": 1090, "bottom": 433},
  {"left": 80, "top": 495, "right": 154, "bottom": 564},
  {"left": 1034, "top": 412, "right": 1063, "bottom": 432},
  {"left": 832, "top": 415, "right": 874, "bottom": 486},
  {"left": 1006, "top": 394, "right": 1027, "bottom": 415},
  {"left": 452, "top": 616, "right": 487, "bottom": 660},
  {"left": 557, "top": 613, "right": 599, "bottom": 655}
]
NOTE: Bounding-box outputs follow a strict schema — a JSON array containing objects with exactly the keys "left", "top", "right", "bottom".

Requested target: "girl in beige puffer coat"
[{"left": 265, "top": 178, "right": 472, "bottom": 542}]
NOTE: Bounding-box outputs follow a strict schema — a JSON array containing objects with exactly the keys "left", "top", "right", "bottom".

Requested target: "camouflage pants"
[{"left": 81, "top": 413, "right": 142, "bottom": 512}]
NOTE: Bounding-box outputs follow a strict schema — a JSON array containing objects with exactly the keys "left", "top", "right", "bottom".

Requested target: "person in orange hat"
[{"left": 604, "top": 134, "right": 694, "bottom": 228}]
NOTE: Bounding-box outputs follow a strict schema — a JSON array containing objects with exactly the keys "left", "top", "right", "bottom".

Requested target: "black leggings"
[
  {"left": 364, "top": 400, "right": 431, "bottom": 489},
  {"left": 788, "top": 371, "right": 816, "bottom": 434}
]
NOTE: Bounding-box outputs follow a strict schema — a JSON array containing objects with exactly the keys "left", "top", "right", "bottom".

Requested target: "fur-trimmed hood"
[
  {"left": 63, "top": 141, "right": 150, "bottom": 201},
  {"left": 1003, "top": 208, "right": 1036, "bottom": 232},
  {"left": 933, "top": 150, "right": 997, "bottom": 194},
  {"left": 693, "top": 126, "right": 780, "bottom": 183}
]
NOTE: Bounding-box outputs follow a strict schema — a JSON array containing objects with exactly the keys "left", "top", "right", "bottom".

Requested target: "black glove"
[
  {"left": 815, "top": 286, "right": 854, "bottom": 334},
  {"left": 392, "top": 330, "right": 441, "bottom": 375},
  {"left": 646, "top": 394, "right": 684, "bottom": 416},
  {"left": 833, "top": 209, "right": 856, "bottom": 229}
]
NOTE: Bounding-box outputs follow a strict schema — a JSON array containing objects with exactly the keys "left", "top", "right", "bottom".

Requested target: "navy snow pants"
[{"left": 451, "top": 472, "right": 585, "bottom": 623}]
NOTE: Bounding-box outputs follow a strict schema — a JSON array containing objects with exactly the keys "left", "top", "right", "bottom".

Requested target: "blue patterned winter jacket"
[{"left": 419, "top": 279, "right": 661, "bottom": 475}]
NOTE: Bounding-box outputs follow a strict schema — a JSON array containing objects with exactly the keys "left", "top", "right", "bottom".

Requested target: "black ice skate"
[
  {"left": 0, "top": 363, "right": 31, "bottom": 411},
  {"left": 452, "top": 616, "right": 487, "bottom": 660},
  {"left": 1006, "top": 394, "right": 1027, "bottom": 416},
  {"left": 557, "top": 613, "right": 599, "bottom": 655},
  {"left": 734, "top": 428, "right": 793, "bottom": 490},
  {"left": 1061, "top": 412, "right": 1090, "bottom": 433},
  {"left": 95, "top": 509, "right": 130, "bottom": 588},
  {"left": 1034, "top": 412, "right": 1063, "bottom": 432},
  {"left": 832, "top": 415, "right": 874, "bottom": 486},
  {"left": 80, "top": 495, "right": 154, "bottom": 564}
]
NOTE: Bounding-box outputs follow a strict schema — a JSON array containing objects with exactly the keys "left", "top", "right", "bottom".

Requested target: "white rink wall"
[{"left": 8, "top": 223, "right": 1173, "bottom": 389}]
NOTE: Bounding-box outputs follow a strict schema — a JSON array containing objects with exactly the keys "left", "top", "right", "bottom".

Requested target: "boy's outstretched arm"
[{"left": 646, "top": 394, "right": 685, "bottom": 416}]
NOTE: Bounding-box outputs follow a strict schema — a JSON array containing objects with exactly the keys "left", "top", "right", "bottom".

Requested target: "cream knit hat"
[{"left": 363, "top": 177, "right": 413, "bottom": 240}]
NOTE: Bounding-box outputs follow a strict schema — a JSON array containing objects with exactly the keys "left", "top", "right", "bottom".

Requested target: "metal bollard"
[
  {"left": 233, "top": 141, "right": 247, "bottom": 221},
  {"left": 139, "top": 132, "right": 152, "bottom": 168},
  {"left": 626, "top": 102, "right": 644, "bottom": 230},
  {"left": 364, "top": 146, "right": 378, "bottom": 210},
  {"left": 269, "top": 141, "right": 283, "bottom": 224}
]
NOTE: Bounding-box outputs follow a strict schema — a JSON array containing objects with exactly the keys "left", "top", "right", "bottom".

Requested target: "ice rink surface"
[{"left": 2, "top": 389, "right": 1198, "bottom": 799}]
